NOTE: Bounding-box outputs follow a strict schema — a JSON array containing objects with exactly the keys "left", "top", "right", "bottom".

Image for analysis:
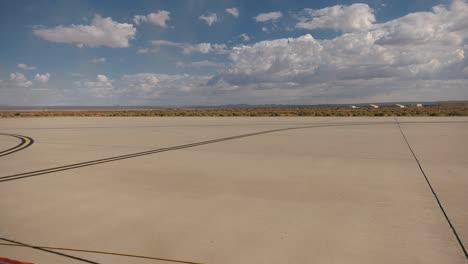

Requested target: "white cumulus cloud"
[
  {"left": 226, "top": 8, "right": 239, "bottom": 17},
  {"left": 17, "top": 63, "right": 36, "bottom": 70},
  {"left": 34, "top": 73, "right": 50, "bottom": 84},
  {"left": 255, "top": 12, "right": 283, "bottom": 22},
  {"left": 296, "top": 4, "right": 376, "bottom": 32},
  {"left": 151, "top": 40, "right": 227, "bottom": 54},
  {"left": 209, "top": 0, "right": 468, "bottom": 102},
  {"left": 133, "top": 10, "right": 170, "bottom": 28},
  {"left": 121, "top": 73, "right": 161, "bottom": 98},
  {"left": 6, "top": 0, "right": 468, "bottom": 106},
  {"left": 0, "top": 72, "right": 50, "bottom": 89},
  {"left": 9, "top": 72, "right": 32, "bottom": 87},
  {"left": 33, "top": 16, "right": 136, "bottom": 48},
  {"left": 199, "top": 13, "right": 218, "bottom": 26},
  {"left": 121, "top": 73, "right": 210, "bottom": 100},
  {"left": 176, "top": 60, "right": 223, "bottom": 68},
  {"left": 74, "top": 74, "right": 114, "bottom": 98}
]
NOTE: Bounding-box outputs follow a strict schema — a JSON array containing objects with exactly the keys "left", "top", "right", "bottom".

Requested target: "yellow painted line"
[{"left": 0, "top": 242, "right": 205, "bottom": 264}]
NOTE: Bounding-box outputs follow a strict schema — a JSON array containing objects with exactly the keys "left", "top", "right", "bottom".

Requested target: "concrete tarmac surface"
[{"left": 0, "top": 117, "right": 467, "bottom": 264}]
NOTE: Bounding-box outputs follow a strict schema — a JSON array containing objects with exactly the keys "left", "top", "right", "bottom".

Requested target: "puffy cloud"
[
  {"left": 151, "top": 40, "right": 227, "bottom": 54},
  {"left": 239, "top": 33, "right": 250, "bottom": 42},
  {"left": 6, "top": 1, "right": 467, "bottom": 106},
  {"left": 121, "top": 73, "right": 161, "bottom": 98},
  {"left": 121, "top": 73, "right": 211, "bottom": 100},
  {"left": 255, "top": 12, "right": 283, "bottom": 22},
  {"left": 213, "top": 32, "right": 464, "bottom": 86},
  {"left": 9, "top": 72, "right": 32, "bottom": 87},
  {"left": 33, "top": 16, "right": 136, "bottom": 48},
  {"left": 184, "top": 43, "right": 227, "bottom": 54},
  {"left": 376, "top": 1, "right": 468, "bottom": 46},
  {"left": 226, "top": 8, "right": 239, "bottom": 17},
  {"left": 92, "top": 57, "right": 106, "bottom": 63},
  {"left": 211, "top": 34, "right": 323, "bottom": 85},
  {"left": 34, "top": 73, "right": 50, "bottom": 84},
  {"left": 74, "top": 74, "right": 114, "bottom": 98},
  {"left": 17, "top": 63, "right": 36, "bottom": 70},
  {"left": 176, "top": 60, "right": 223, "bottom": 68},
  {"left": 199, "top": 13, "right": 218, "bottom": 26},
  {"left": 296, "top": 4, "right": 375, "bottom": 32},
  {"left": 96, "top": 74, "right": 110, "bottom": 83},
  {"left": 150, "top": 40, "right": 181, "bottom": 48},
  {"left": 211, "top": 0, "right": 468, "bottom": 90},
  {"left": 205, "top": 0, "right": 468, "bottom": 105},
  {"left": 133, "top": 10, "right": 170, "bottom": 28},
  {"left": 0, "top": 72, "right": 50, "bottom": 89},
  {"left": 0, "top": 74, "right": 62, "bottom": 105}
]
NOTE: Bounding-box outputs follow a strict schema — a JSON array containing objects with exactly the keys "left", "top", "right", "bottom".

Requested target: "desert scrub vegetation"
[{"left": 1, "top": 106, "right": 467, "bottom": 118}]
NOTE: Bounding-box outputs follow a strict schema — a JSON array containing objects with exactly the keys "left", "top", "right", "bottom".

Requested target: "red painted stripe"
[{"left": 0, "top": 257, "right": 33, "bottom": 264}]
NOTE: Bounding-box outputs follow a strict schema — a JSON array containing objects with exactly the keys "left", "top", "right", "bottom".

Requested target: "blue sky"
[{"left": 0, "top": 0, "right": 466, "bottom": 106}]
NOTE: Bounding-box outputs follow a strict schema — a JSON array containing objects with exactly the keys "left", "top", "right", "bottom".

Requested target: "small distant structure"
[
  {"left": 395, "top": 104, "right": 406, "bottom": 108},
  {"left": 370, "top": 104, "right": 379, "bottom": 108},
  {"left": 350, "top": 105, "right": 359, "bottom": 109},
  {"left": 416, "top": 104, "right": 423, "bottom": 107}
]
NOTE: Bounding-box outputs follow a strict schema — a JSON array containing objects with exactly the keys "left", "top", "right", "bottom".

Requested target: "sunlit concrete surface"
[
  {"left": 397, "top": 118, "right": 468, "bottom": 253},
  {"left": 0, "top": 138, "right": 17, "bottom": 149},
  {"left": 0, "top": 117, "right": 467, "bottom": 264}
]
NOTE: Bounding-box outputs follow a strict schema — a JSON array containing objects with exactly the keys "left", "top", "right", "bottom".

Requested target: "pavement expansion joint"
[{"left": 394, "top": 118, "right": 468, "bottom": 260}]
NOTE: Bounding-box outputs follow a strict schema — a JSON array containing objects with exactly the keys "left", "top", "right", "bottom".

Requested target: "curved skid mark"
[
  {"left": 1, "top": 120, "right": 466, "bottom": 182},
  {"left": 0, "top": 133, "right": 34, "bottom": 157},
  {"left": 1, "top": 120, "right": 466, "bottom": 262},
  {"left": 0, "top": 122, "right": 390, "bottom": 183}
]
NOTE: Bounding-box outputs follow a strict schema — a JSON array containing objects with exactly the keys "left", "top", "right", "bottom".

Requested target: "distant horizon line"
[{"left": 1, "top": 100, "right": 467, "bottom": 110}]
